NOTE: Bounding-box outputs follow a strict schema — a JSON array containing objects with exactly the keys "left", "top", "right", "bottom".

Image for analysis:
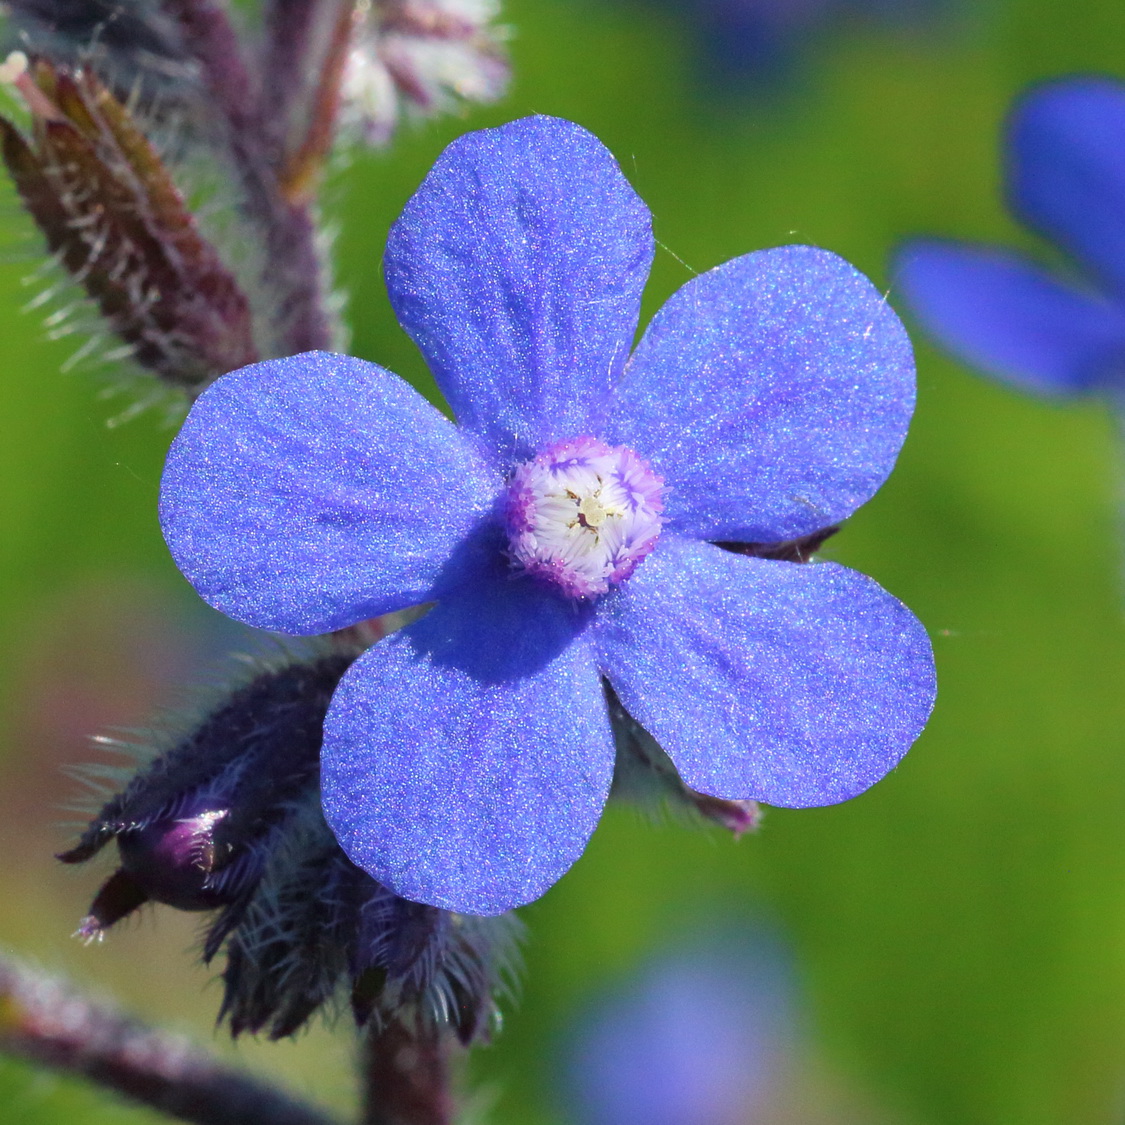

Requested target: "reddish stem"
[{"left": 360, "top": 1021, "right": 456, "bottom": 1125}]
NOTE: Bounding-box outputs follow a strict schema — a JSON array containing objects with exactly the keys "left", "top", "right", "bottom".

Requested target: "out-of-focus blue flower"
[
  {"left": 159, "top": 115, "right": 935, "bottom": 917},
  {"left": 564, "top": 936, "right": 794, "bottom": 1125},
  {"left": 896, "top": 78, "right": 1125, "bottom": 401},
  {"left": 621, "top": 0, "right": 952, "bottom": 93}
]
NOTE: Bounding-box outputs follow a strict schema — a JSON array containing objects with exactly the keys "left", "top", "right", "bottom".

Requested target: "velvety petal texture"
[
  {"left": 1008, "top": 78, "right": 1125, "bottom": 297},
  {"left": 385, "top": 115, "right": 654, "bottom": 463},
  {"left": 321, "top": 575, "right": 614, "bottom": 914},
  {"left": 596, "top": 536, "right": 935, "bottom": 807},
  {"left": 160, "top": 352, "right": 499, "bottom": 634},
  {"left": 606, "top": 246, "right": 914, "bottom": 543},
  {"left": 895, "top": 240, "right": 1125, "bottom": 396}
]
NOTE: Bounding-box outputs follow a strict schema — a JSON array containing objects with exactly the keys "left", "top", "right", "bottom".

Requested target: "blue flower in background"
[
  {"left": 564, "top": 936, "right": 795, "bottom": 1125},
  {"left": 896, "top": 77, "right": 1125, "bottom": 401},
  {"left": 160, "top": 115, "right": 935, "bottom": 916},
  {"left": 622, "top": 0, "right": 952, "bottom": 93}
]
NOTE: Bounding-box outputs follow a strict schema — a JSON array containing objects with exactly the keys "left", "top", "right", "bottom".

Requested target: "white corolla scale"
[{"left": 504, "top": 435, "right": 666, "bottom": 599}]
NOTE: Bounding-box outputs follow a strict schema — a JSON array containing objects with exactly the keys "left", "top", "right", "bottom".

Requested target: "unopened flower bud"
[
  {"left": 61, "top": 650, "right": 519, "bottom": 1041},
  {"left": 0, "top": 55, "right": 256, "bottom": 393},
  {"left": 115, "top": 801, "right": 231, "bottom": 908}
]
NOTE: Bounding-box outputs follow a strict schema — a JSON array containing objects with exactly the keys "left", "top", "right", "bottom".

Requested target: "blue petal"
[
  {"left": 604, "top": 246, "right": 914, "bottom": 544},
  {"left": 160, "top": 352, "right": 499, "bottom": 635},
  {"left": 894, "top": 239, "right": 1125, "bottom": 396},
  {"left": 596, "top": 536, "right": 935, "bottom": 807},
  {"left": 1008, "top": 77, "right": 1125, "bottom": 297},
  {"left": 320, "top": 575, "right": 613, "bottom": 914},
  {"left": 385, "top": 115, "right": 654, "bottom": 464}
]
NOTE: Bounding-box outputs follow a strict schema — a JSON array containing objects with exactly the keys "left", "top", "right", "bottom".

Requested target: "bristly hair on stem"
[
  {"left": 0, "top": 0, "right": 356, "bottom": 394},
  {"left": 0, "top": 0, "right": 514, "bottom": 403},
  {"left": 261, "top": 0, "right": 363, "bottom": 205},
  {"left": 2, "top": 0, "right": 198, "bottom": 96}
]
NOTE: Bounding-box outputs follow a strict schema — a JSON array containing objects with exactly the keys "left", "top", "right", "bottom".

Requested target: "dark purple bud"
[
  {"left": 606, "top": 682, "right": 761, "bottom": 836},
  {"left": 0, "top": 53, "right": 257, "bottom": 393},
  {"left": 62, "top": 650, "right": 521, "bottom": 1044},
  {"left": 114, "top": 798, "right": 233, "bottom": 911},
  {"left": 59, "top": 652, "right": 354, "bottom": 933}
]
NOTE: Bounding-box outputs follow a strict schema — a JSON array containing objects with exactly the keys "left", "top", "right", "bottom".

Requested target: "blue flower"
[
  {"left": 622, "top": 0, "right": 953, "bottom": 95},
  {"left": 564, "top": 934, "right": 795, "bottom": 1125},
  {"left": 160, "top": 115, "right": 935, "bottom": 916},
  {"left": 895, "top": 78, "right": 1125, "bottom": 400}
]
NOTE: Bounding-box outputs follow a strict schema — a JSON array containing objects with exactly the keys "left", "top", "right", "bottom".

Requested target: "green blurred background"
[{"left": 5, "top": 0, "right": 1125, "bottom": 1122}]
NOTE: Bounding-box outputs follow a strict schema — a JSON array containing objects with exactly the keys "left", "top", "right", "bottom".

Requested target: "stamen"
[{"left": 504, "top": 436, "right": 665, "bottom": 598}]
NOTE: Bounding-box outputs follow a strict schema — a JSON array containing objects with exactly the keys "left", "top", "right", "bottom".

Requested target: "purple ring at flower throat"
[{"left": 504, "top": 435, "right": 665, "bottom": 598}]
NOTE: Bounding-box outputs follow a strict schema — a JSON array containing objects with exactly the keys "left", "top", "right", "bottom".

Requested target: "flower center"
[{"left": 504, "top": 435, "right": 665, "bottom": 598}]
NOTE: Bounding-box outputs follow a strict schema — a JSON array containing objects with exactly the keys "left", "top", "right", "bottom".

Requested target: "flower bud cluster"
[
  {"left": 60, "top": 652, "right": 519, "bottom": 1043},
  {"left": 342, "top": 0, "right": 509, "bottom": 147}
]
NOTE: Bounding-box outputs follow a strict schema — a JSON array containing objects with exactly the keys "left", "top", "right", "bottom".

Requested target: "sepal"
[
  {"left": 62, "top": 651, "right": 521, "bottom": 1043},
  {"left": 606, "top": 683, "right": 761, "bottom": 837}
]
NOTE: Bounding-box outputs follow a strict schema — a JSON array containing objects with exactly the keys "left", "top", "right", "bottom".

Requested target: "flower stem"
[
  {"left": 160, "top": 0, "right": 338, "bottom": 355},
  {"left": 0, "top": 953, "right": 340, "bottom": 1125},
  {"left": 261, "top": 0, "right": 329, "bottom": 145},
  {"left": 360, "top": 1021, "right": 456, "bottom": 1125},
  {"left": 263, "top": 0, "right": 361, "bottom": 205}
]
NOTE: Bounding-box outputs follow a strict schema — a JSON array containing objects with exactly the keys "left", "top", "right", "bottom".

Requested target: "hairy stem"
[
  {"left": 263, "top": 0, "right": 358, "bottom": 184},
  {"left": 360, "top": 1021, "right": 455, "bottom": 1125},
  {"left": 0, "top": 954, "right": 340, "bottom": 1125},
  {"left": 160, "top": 0, "right": 337, "bottom": 354},
  {"left": 279, "top": 0, "right": 361, "bottom": 205},
  {"left": 262, "top": 0, "right": 327, "bottom": 146}
]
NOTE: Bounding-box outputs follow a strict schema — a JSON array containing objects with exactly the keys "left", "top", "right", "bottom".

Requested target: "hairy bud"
[
  {"left": 61, "top": 652, "right": 520, "bottom": 1043},
  {"left": 0, "top": 54, "right": 257, "bottom": 391}
]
